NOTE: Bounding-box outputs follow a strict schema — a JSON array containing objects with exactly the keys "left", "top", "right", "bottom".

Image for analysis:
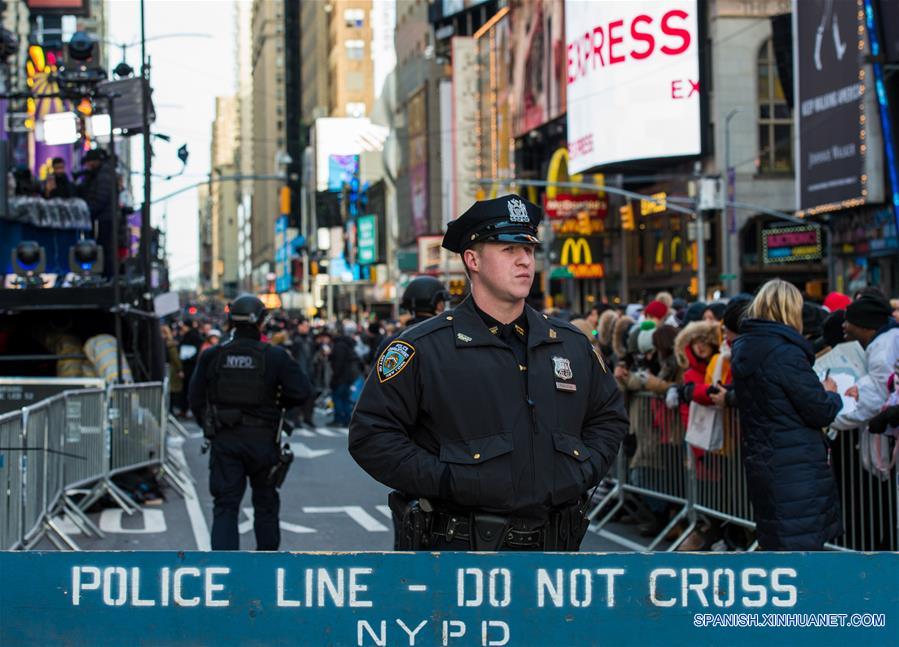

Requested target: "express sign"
[{"left": 564, "top": 0, "right": 702, "bottom": 173}]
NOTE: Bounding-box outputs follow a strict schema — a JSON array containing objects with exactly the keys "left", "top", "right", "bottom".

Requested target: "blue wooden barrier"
[{"left": 0, "top": 552, "right": 895, "bottom": 646}]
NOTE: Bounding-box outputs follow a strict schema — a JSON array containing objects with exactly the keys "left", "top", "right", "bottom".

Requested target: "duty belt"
[{"left": 431, "top": 511, "right": 544, "bottom": 548}]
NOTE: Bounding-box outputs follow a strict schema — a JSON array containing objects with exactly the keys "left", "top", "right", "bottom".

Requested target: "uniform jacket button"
[
  {"left": 573, "top": 449, "right": 580, "bottom": 457},
  {"left": 473, "top": 453, "right": 480, "bottom": 460}
]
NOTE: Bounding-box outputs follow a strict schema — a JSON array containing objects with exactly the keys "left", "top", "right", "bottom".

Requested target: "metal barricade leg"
[
  {"left": 42, "top": 516, "right": 80, "bottom": 551},
  {"left": 62, "top": 495, "right": 104, "bottom": 538},
  {"left": 589, "top": 451, "right": 628, "bottom": 531},
  {"left": 646, "top": 506, "right": 688, "bottom": 552},
  {"left": 167, "top": 413, "right": 191, "bottom": 438},
  {"left": 667, "top": 448, "right": 699, "bottom": 552}
]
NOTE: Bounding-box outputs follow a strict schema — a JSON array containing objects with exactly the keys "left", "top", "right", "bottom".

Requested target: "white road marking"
[
  {"left": 292, "top": 427, "right": 316, "bottom": 437},
  {"left": 239, "top": 506, "right": 316, "bottom": 534},
  {"left": 289, "top": 442, "right": 333, "bottom": 459},
  {"left": 302, "top": 506, "right": 389, "bottom": 532},
  {"left": 376, "top": 505, "right": 392, "bottom": 519},
  {"left": 169, "top": 444, "right": 211, "bottom": 551},
  {"left": 53, "top": 515, "right": 83, "bottom": 535},
  {"left": 314, "top": 426, "right": 341, "bottom": 437},
  {"left": 99, "top": 508, "right": 167, "bottom": 534}
]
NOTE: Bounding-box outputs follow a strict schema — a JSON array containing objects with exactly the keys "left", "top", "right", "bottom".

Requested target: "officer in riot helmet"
[
  {"left": 350, "top": 195, "right": 628, "bottom": 551},
  {"left": 402, "top": 276, "right": 451, "bottom": 324},
  {"left": 375, "top": 276, "right": 451, "bottom": 360},
  {"left": 188, "top": 294, "right": 311, "bottom": 550}
]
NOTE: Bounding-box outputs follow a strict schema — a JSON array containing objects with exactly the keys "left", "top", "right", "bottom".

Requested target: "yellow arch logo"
[{"left": 560, "top": 237, "right": 592, "bottom": 266}]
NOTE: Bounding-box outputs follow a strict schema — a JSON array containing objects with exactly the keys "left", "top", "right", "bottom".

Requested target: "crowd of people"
[
  {"left": 163, "top": 311, "right": 398, "bottom": 429},
  {"left": 159, "top": 278, "right": 899, "bottom": 551},
  {"left": 562, "top": 283, "right": 898, "bottom": 551}
]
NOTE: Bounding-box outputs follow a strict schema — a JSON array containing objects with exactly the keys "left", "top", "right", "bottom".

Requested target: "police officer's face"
[{"left": 472, "top": 243, "right": 536, "bottom": 301}]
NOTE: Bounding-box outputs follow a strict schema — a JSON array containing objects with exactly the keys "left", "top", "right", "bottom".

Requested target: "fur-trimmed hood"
[
  {"left": 674, "top": 320, "right": 721, "bottom": 369},
  {"left": 597, "top": 309, "right": 619, "bottom": 347},
  {"left": 612, "top": 315, "right": 635, "bottom": 360}
]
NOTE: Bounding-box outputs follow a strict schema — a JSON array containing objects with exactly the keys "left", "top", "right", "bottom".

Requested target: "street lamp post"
[
  {"left": 723, "top": 108, "right": 742, "bottom": 296},
  {"left": 104, "top": 28, "right": 212, "bottom": 303},
  {"left": 139, "top": 0, "right": 152, "bottom": 303}
]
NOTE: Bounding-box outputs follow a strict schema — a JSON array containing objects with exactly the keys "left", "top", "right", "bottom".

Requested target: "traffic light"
[
  {"left": 448, "top": 279, "right": 467, "bottom": 297},
  {"left": 341, "top": 177, "right": 369, "bottom": 222},
  {"left": 619, "top": 203, "right": 635, "bottom": 231},
  {"left": 348, "top": 177, "right": 360, "bottom": 218}
]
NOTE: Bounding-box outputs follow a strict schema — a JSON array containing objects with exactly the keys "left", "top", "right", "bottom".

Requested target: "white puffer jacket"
[{"left": 832, "top": 327, "right": 899, "bottom": 430}]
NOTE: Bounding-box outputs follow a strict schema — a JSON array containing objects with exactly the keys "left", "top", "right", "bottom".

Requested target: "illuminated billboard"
[{"left": 564, "top": 0, "right": 701, "bottom": 173}]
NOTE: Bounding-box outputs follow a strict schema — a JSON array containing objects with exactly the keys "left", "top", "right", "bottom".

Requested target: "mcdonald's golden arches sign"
[{"left": 551, "top": 237, "right": 604, "bottom": 279}]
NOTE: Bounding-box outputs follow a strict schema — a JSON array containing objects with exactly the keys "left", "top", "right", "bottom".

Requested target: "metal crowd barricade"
[
  {"left": 588, "top": 392, "right": 692, "bottom": 551},
  {"left": 829, "top": 427, "right": 898, "bottom": 551},
  {"left": 587, "top": 390, "right": 898, "bottom": 552},
  {"left": 0, "top": 411, "right": 25, "bottom": 550},
  {"left": 20, "top": 398, "right": 52, "bottom": 547},
  {"left": 107, "top": 382, "right": 166, "bottom": 475},
  {"left": 0, "top": 380, "right": 189, "bottom": 551},
  {"left": 687, "top": 405, "right": 757, "bottom": 549}
]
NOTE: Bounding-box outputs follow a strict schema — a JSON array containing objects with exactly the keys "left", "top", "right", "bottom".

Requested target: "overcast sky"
[{"left": 107, "top": 0, "right": 237, "bottom": 288}]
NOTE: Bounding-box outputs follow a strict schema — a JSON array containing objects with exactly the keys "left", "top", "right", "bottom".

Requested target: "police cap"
[
  {"left": 442, "top": 194, "right": 542, "bottom": 253},
  {"left": 402, "top": 276, "right": 450, "bottom": 313},
  {"left": 228, "top": 294, "right": 266, "bottom": 324}
]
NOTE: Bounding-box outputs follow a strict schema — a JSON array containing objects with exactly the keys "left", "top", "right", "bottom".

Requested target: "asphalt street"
[{"left": 37, "top": 421, "right": 622, "bottom": 552}]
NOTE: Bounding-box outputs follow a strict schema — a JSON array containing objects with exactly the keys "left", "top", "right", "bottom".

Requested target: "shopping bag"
[{"left": 685, "top": 400, "right": 723, "bottom": 451}]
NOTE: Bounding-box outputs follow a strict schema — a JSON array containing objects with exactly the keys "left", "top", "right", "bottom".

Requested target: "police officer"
[
  {"left": 349, "top": 195, "right": 628, "bottom": 551},
  {"left": 189, "top": 294, "right": 311, "bottom": 550},
  {"left": 375, "top": 276, "right": 451, "bottom": 358}
]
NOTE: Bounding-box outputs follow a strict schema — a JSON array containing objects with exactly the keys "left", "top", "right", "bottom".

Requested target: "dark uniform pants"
[{"left": 209, "top": 429, "right": 280, "bottom": 550}]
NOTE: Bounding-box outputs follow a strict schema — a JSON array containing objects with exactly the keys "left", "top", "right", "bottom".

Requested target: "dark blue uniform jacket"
[{"left": 349, "top": 296, "right": 628, "bottom": 521}]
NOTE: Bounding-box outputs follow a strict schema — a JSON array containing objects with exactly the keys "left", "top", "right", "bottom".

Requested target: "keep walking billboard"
[{"left": 793, "top": 0, "right": 883, "bottom": 215}]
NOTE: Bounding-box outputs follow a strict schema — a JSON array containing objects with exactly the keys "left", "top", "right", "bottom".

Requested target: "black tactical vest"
[{"left": 207, "top": 338, "right": 277, "bottom": 408}]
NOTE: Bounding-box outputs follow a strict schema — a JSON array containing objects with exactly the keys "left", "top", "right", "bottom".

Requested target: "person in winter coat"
[
  {"left": 597, "top": 309, "right": 619, "bottom": 367},
  {"left": 291, "top": 317, "right": 317, "bottom": 427},
  {"left": 831, "top": 295, "right": 899, "bottom": 431},
  {"left": 611, "top": 314, "right": 635, "bottom": 371},
  {"left": 731, "top": 279, "right": 842, "bottom": 550},
  {"left": 707, "top": 296, "right": 752, "bottom": 409},
  {"left": 329, "top": 322, "right": 362, "bottom": 426},
  {"left": 177, "top": 320, "right": 204, "bottom": 417},
  {"left": 161, "top": 324, "right": 183, "bottom": 414},
  {"left": 77, "top": 149, "right": 119, "bottom": 277},
  {"left": 672, "top": 321, "right": 720, "bottom": 426}
]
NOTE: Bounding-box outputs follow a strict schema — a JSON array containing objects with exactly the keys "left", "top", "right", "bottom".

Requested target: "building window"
[
  {"left": 344, "top": 8, "right": 365, "bottom": 28},
  {"left": 346, "top": 71, "right": 364, "bottom": 91},
  {"left": 757, "top": 38, "right": 793, "bottom": 174},
  {"left": 346, "top": 102, "right": 366, "bottom": 118},
  {"left": 345, "top": 39, "right": 365, "bottom": 60}
]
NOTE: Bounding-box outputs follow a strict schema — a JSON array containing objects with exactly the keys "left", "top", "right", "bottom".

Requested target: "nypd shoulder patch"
[{"left": 376, "top": 341, "right": 416, "bottom": 384}]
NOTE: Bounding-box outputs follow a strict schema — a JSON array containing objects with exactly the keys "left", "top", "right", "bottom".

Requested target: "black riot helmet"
[
  {"left": 228, "top": 294, "right": 267, "bottom": 326},
  {"left": 401, "top": 276, "right": 451, "bottom": 315}
]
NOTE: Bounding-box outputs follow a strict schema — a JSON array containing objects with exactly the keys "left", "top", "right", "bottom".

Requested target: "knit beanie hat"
[
  {"left": 684, "top": 301, "right": 707, "bottom": 324},
  {"left": 823, "top": 291, "right": 851, "bottom": 313},
  {"left": 802, "top": 302, "right": 826, "bottom": 340},
  {"left": 704, "top": 302, "right": 726, "bottom": 322},
  {"left": 637, "top": 328, "right": 656, "bottom": 354},
  {"left": 643, "top": 300, "right": 668, "bottom": 321},
  {"left": 845, "top": 295, "right": 892, "bottom": 330},
  {"left": 722, "top": 295, "right": 751, "bottom": 334}
]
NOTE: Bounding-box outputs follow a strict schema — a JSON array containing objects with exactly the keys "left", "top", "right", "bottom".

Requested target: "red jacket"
[{"left": 679, "top": 344, "right": 713, "bottom": 427}]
